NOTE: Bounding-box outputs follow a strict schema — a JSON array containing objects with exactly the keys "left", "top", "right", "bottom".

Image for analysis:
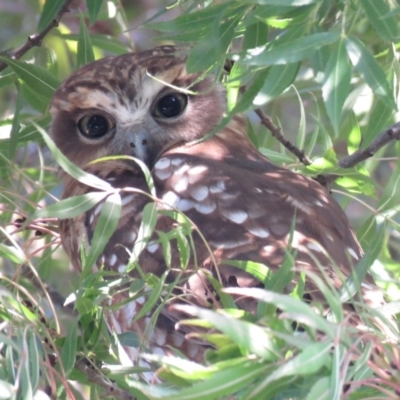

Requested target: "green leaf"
[
  {"left": 0, "top": 57, "right": 59, "bottom": 99},
  {"left": 26, "top": 331, "right": 40, "bottom": 392},
  {"left": 9, "top": 85, "right": 24, "bottom": 159},
  {"left": 248, "top": 0, "right": 319, "bottom": 4},
  {"left": 360, "top": 0, "right": 399, "bottom": 42},
  {"left": 77, "top": 14, "right": 95, "bottom": 67},
  {"left": 61, "top": 319, "right": 78, "bottom": 376},
  {"left": 362, "top": 98, "right": 394, "bottom": 148},
  {"left": 345, "top": 37, "right": 396, "bottom": 109},
  {"left": 0, "top": 243, "right": 26, "bottom": 264},
  {"left": 253, "top": 63, "right": 299, "bottom": 106},
  {"left": 322, "top": 39, "right": 351, "bottom": 136},
  {"left": 85, "top": 192, "right": 122, "bottom": 271},
  {"left": 176, "top": 305, "right": 280, "bottom": 360},
  {"left": 129, "top": 202, "right": 158, "bottom": 265},
  {"left": 31, "top": 192, "right": 108, "bottom": 221},
  {"left": 247, "top": 341, "right": 332, "bottom": 398},
  {"left": 36, "top": 124, "right": 112, "bottom": 191},
  {"left": 61, "top": 34, "right": 129, "bottom": 55},
  {"left": 86, "top": 0, "right": 103, "bottom": 26},
  {"left": 225, "top": 288, "right": 335, "bottom": 335},
  {"left": 243, "top": 21, "right": 269, "bottom": 50},
  {"left": 242, "top": 32, "right": 339, "bottom": 65},
  {"left": 37, "top": 0, "right": 64, "bottom": 31}
]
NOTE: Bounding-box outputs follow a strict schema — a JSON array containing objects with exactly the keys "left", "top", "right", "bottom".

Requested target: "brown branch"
[
  {"left": 0, "top": 0, "right": 74, "bottom": 73},
  {"left": 338, "top": 121, "right": 400, "bottom": 169},
  {"left": 254, "top": 108, "right": 312, "bottom": 166}
]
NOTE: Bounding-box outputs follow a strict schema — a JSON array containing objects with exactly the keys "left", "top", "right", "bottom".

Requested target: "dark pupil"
[
  {"left": 158, "top": 95, "right": 182, "bottom": 118},
  {"left": 86, "top": 115, "right": 109, "bottom": 137}
]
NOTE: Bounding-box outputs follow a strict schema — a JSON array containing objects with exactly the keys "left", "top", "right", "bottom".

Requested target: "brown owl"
[{"left": 50, "top": 46, "right": 383, "bottom": 370}]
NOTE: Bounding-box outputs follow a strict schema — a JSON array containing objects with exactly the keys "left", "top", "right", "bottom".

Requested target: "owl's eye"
[
  {"left": 154, "top": 93, "right": 188, "bottom": 119},
  {"left": 78, "top": 114, "right": 115, "bottom": 139}
]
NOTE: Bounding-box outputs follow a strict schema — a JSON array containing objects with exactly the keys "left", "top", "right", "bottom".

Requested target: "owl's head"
[{"left": 50, "top": 46, "right": 226, "bottom": 169}]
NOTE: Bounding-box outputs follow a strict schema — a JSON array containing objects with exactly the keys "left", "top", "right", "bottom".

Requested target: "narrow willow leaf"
[
  {"left": 253, "top": 63, "right": 299, "bottom": 106},
  {"left": 175, "top": 305, "right": 280, "bottom": 360},
  {"left": 9, "top": 85, "right": 23, "bottom": 159},
  {"left": 0, "top": 57, "right": 59, "bottom": 99},
  {"left": 26, "top": 331, "right": 40, "bottom": 392},
  {"left": 129, "top": 202, "right": 158, "bottom": 264},
  {"left": 133, "top": 272, "right": 167, "bottom": 321},
  {"left": 37, "top": 0, "right": 64, "bottom": 31},
  {"left": 86, "top": 192, "right": 122, "bottom": 270},
  {"left": 345, "top": 37, "right": 396, "bottom": 109},
  {"left": 226, "top": 288, "right": 334, "bottom": 335},
  {"left": 242, "top": 32, "right": 339, "bottom": 65},
  {"left": 243, "top": 21, "right": 269, "bottom": 50},
  {"left": 231, "top": 69, "right": 269, "bottom": 114},
  {"left": 322, "top": 39, "right": 351, "bottom": 136},
  {"left": 147, "top": 3, "right": 230, "bottom": 33},
  {"left": 31, "top": 192, "right": 108, "bottom": 220},
  {"left": 36, "top": 123, "right": 112, "bottom": 191},
  {"left": 305, "top": 377, "right": 330, "bottom": 400},
  {"left": 247, "top": 341, "right": 332, "bottom": 399},
  {"left": 346, "top": 111, "right": 361, "bottom": 155},
  {"left": 61, "top": 319, "right": 78, "bottom": 376},
  {"left": 77, "top": 13, "right": 95, "bottom": 67},
  {"left": 61, "top": 34, "right": 128, "bottom": 54},
  {"left": 339, "top": 226, "right": 385, "bottom": 303},
  {"left": 360, "top": 0, "right": 399, "bottom": 42},
  {"left": 0, "top": 243, "right": 26, "bottom": 264},
  {"left": 249, "top": 0, "right": 318, "bottom": 4},
  {"left": 86, "top": 0, "right": 103, "bottom": 26},
  {"left": 362, "top": 98, "right": 394, "bottom": 148}
]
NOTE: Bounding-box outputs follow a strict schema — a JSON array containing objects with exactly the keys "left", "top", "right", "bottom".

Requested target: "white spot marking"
[
  {"left": 176, "top": 198, "right": 193, "bottom": 212},
  {"left": 162, "top": 191, "right": 180, "bottom": 208},
  {"left": 155, "top": 157, "right": 170, "bottom": 170},
  {"left": 93, "top": 203, "right": 103, "bottom": 216},
  {"left": 291, "top": 231, "right": 307, "bottom": 247},
  {"left": 171, "top": 157, "right": 184, "bottom": 166},
  {"left": 109, "top": 254, "right": 117, "bottom": 266},
  {"left": 89, "top": 213, "right": 95, "bottom": 225},
  {"left": 155, "top": 329, "right": 167, "bottom": 346},
  {"left": 255, "top": 187, "right": 262, "bottom": 193},
  {"left": 314, "top": 200, "right": 324, "bottom": 207},
  {"left": 147, "top": 241, "right": 159, "bottom": 253},
  {"left": 190, "top": 185, "right": 209, "bottom": 201},
  {"left": 154, "top": 168, "right": 171, "bottom": 180},
  {"left": 287, "top": 196, "right": 312, "bottom": 214},
  {"left": 247, "top": 226, "right": 270, "bottom": 238},
  {"left": 209, "top": 181, "right": 225, "bottom": 193},
  {"left": 175, "top": 164, "right": 190, "bottom": 175},
  {"left": 128, "top": 231, "right": 137, "bottom": 243},
  {"left": 172, "top": 334, "right": 184, "bottom": 347},
  {"left": 262, "top": 245, "right": 275, "bottom": 256},
  {"left": 307, "top": 242, "right": 324, "bottom": 253},
  {"left": 118, "top": 264, "right": 127, "bottom": 273},
  {"left": 210, "top": 238, "right": 250, "bottom": 249},
  {"left": 195, "top": 201, "right": 216, "bottom": 214},
  {"left": 174, "top": 176, "right": 188, "bottom": 192},
  {"left": 121, "top": 194, "right": 135, "bottom": 207},
  {"left": 347, "top": 247, "right": 359, "bottom": 259},
  {"left": 187, "top": 345, "right": 198, "bottom": 359},
  {"left": 123, "top": 301, "right": 137, "bottom": 324},
  {"left": 153, "top": 346, "right": 165, "bottom": 356},
  {"left": 188, "top": 165, "right": 208, "bottom": 175},
  {"left": 221, "top": 209, "right": 248, "bottom": 224}
]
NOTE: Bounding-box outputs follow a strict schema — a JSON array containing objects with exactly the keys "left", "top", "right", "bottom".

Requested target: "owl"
[{"left": 50, "top": 46, "right": 383, "bottom": 368}]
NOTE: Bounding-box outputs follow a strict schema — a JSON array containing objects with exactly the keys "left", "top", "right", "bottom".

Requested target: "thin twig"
[
  {"left": 338, "top": 121, "right": 400, "bottom": 169},
  {"left": 0, "top": 0, "right": 74, "bottom": 73},
  {"left": 75, "top": 360, "right": 136, "bottom": 400},
  {"left": 254, "top": 108, "right": 313, "bottom": 166}
]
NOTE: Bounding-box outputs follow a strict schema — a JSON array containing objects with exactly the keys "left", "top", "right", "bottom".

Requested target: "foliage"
[{"left": 1, "top": 0, "right": 400, "bottom": 399}]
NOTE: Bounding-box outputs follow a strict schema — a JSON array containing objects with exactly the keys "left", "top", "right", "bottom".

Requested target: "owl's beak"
[{"left": 128, "top": 128, "right": 152, "bottom": 165}]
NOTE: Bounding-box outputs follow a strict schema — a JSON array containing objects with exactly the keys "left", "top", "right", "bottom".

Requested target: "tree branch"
[
  {"left": 254, "top": 108, "right": 312, "bottom": 166},
  {"left": 0, "top": 0, "right": 74, "bottom": 73},
  {"left": 338, "top": 121, "right": 400, "bottom": 169}
]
